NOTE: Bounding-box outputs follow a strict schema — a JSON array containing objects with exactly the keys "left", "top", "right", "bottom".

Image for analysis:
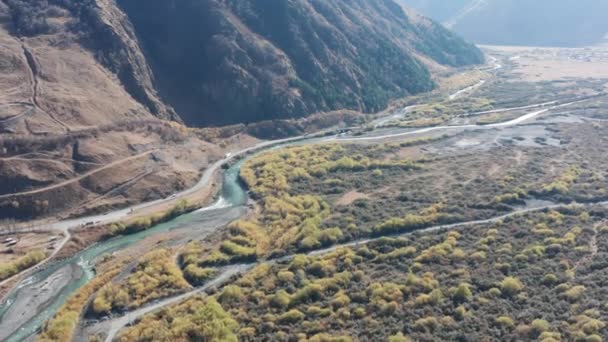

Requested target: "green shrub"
[
  {"left": 488, "top": 288, "right": 502, "bottom": 297},
  {"left": 454, "top": 305, "right": 468, "bottom": 320},
  {"left": 531, "top": 319, "right": 551, "bottom": 334},
  {"left": 279, "top": 309, "right": 305, "bottom": 324},
  {"left": 495, "top": 316, "right": 515, "bottom": 329},
  {"left": 585, "top": 335, "right": 602, "bottom": 342},
  {"left": 220, "top": 241, "right": 257, "bottom": 258},
  {"left": 219, "top": 285, "right": 244, "bottom": 304},
  {"left": 277, "top": 271, "right": 295, "bottom": 283},
  {"left": 562, "top": 285, "right": 585, "bottom": 302},
  {"left": 183, "top": 265, "right": 215, "bottom": 286},
  {"left": 500, "top": 277, "right": 524, "bottom": 297},
  {"left": 306, "top": 305, "right": 332, "bottom": 318},
  {"left": 309, "top": 333, "right": 353, "bottom": 342},
  {"left": 415, "top": 289, "right": 443, "bottom": 306},
  {"left": 452, "top": 283, "right": 472, "bottom": 303},
  {"left": 542, "top": 274, "right": 559, "bottom": 286},
  {"left": 291, "top": 284, "right": 324, "bottom": 306},
  {"left": 331, "top": 291, "right": 351, "bottom": 309},
  {"left": 413, "top": 316, "right": 439, "bottom": 332},
  {"left": 270, "top": 290, "right": 291, "bottom": 309}
]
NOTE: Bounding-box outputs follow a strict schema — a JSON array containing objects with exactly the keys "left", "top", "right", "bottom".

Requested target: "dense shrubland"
[
  {"left": 180, "top": 126, "right": 608, "bottom": 276},
  {"left": 381, "top": 97, "right": 494, "bottom": 128},
  {"left": 179, "top": 144, "right": 423, "bottom": 269},
  {"left": 121, "top": 207, "right": 608, "bottom": 340},
  {"left": 42, "top": 120, "right": 608, "bottom": 339},
  {"left": 117, "top": 296, "right": 238, "bottom": 341},
  {"left": 90, "top": 249, "right": 190, "bottom": 316}
]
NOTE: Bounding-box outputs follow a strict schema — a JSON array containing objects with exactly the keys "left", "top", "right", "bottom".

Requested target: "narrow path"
[
  {"left": 70, "top": 169, "right": 155, "bottom": 215},
  {"left": 0, "top": 152, "right": 104, "bottom": 166},
  {"left": 1, "top": 156, "right": 103, "bottom": 168},
  {"left": 0, "top": 149, "right": 159, "bottom": 200},
  {"left": 101, "top": 200, "right": 608, "bottom": 341},
  {"left": 448, "top": 80, "right": 486, "bottom": 100}
]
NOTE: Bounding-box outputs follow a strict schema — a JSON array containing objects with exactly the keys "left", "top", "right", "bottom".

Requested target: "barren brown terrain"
[{"left": 0, "top": 1, "right": 224, "bottom": 223}]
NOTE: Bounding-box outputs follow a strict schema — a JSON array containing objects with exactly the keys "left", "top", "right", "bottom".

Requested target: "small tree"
[{"left": 453, "top": 283, "right": 472, "bottom": 303}]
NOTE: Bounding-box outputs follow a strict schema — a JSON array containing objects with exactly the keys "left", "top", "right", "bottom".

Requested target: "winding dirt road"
[{"left": 0, "top": 149, "right": 160, "bottom": 200}]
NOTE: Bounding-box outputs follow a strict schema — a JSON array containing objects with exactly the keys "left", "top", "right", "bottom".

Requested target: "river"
[{"left": 0, "top": 161, "right": 248, "bottom": 341}]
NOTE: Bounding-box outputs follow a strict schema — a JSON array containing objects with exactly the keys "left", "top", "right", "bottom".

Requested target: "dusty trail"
[
  {"left": 0, "top": 229, "right": 70, "bottom": 289},
  {"left": 0, "top": 149, "right": 159, "bottom": 200},
  {"left": 448, "top": 80, "right": 486, "bottom": 100}
]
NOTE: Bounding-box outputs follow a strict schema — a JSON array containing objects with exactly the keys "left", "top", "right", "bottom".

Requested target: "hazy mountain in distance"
[{"left": 398, "top": 0, "right": 608, "bottom": 47}]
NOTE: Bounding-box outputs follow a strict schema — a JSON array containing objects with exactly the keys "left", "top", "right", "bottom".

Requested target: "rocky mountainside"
[
  {"left": 116, "top": 0, "right": 483, "bottom": 126},
  {"left": 1, "top": 0, "right": 483, "bottom": 128},
  {"left": 399, "top": 0, "right": 608, "bottom": 47}
]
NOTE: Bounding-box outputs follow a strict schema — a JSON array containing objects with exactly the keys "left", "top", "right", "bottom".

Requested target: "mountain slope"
[
  {"left": 1, "top": 0, "right": 482, "bottom": 128},
  {"left": 115, "top": 0, "right": 483, "bottom": 126},
  {"left": 399, "top": 0, "right": 608, "bottom": 47}
]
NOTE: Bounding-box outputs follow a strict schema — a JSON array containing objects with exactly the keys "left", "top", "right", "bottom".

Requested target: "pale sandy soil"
[
  {"left": 0, "top": 231, "right": 61, "bottom": 264},
  {"left": 484, "top": 45, "right": 608, "bottom": 81},
  {"left": 336, "top": 190, "right": 370, "bottom": 206}
]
